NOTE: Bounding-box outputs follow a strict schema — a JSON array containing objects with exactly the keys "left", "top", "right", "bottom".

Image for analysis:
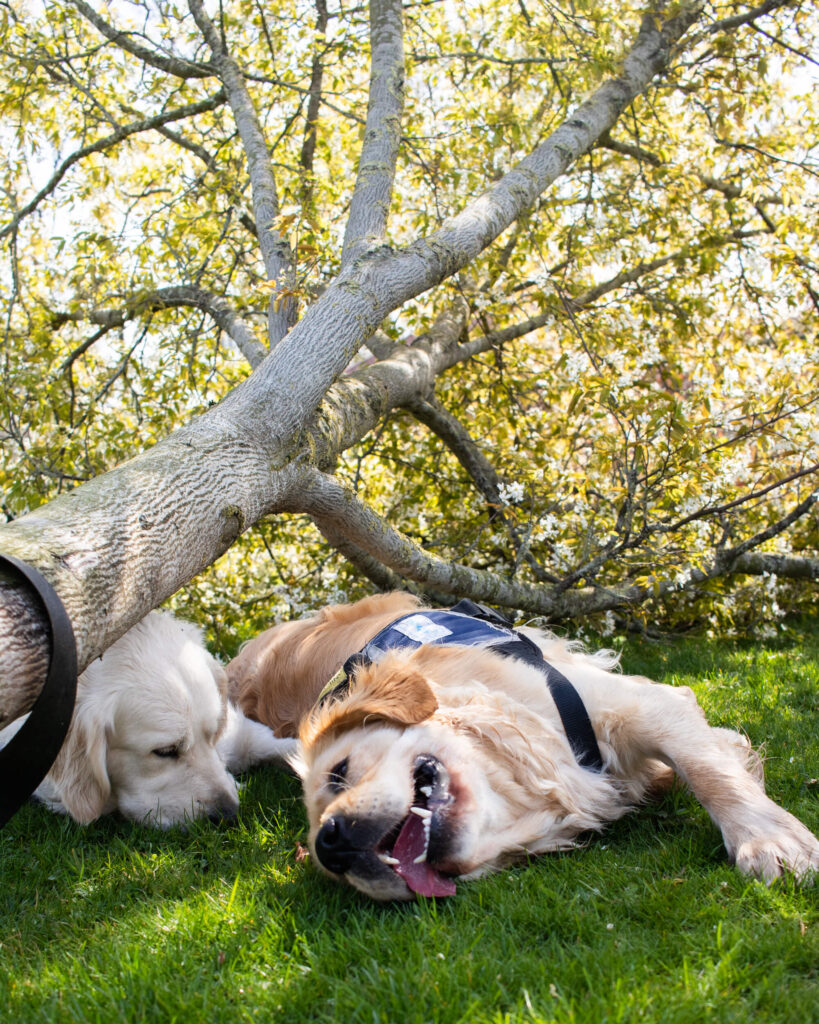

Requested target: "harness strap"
[
  {"left": 489, "top": 636, "right": 604, "bottom": 771},
  {"left": 449, "top": 599, "right": 603, "bottom": 769},
  {"left": 0, "top": 553, "right": 78, "bottom": 828},
  {"left": 448, "top": 598, "right": 515, "bottom": 627}
]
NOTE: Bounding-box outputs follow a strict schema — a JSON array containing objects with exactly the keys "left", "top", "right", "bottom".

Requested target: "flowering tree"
[{"left": 1, "top": 0, "right": 817, "bottom": 717}]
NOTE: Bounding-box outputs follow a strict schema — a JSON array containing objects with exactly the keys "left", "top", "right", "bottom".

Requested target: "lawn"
[{"left": 1, "top": 623, "right": 818, "bottom": 1023}]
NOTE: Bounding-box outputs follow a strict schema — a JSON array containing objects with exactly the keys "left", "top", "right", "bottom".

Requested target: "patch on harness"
[{"left": 392, "top": 615, "right": 453, "bottom": 644}]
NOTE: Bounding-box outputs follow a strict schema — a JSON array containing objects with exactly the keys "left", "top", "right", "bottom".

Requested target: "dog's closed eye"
[
  {"left": 327, "top": 758, "right": 349, "bottom": 793},
  {"left": 152, "top": 744, "right": 182, "bottom": 759}
]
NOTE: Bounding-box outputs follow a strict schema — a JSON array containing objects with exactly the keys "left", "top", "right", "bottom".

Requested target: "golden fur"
[
  {"left": 227, "top": 592, "right": 420, "bottom": 736},
  {"left": 228, "top": 593, "right": 819, "bottom": 900}
]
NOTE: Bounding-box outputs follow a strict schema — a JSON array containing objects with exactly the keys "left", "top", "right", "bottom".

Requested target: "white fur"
[{"left": 0, "top": 611, "right": 294, "bottom": 828}]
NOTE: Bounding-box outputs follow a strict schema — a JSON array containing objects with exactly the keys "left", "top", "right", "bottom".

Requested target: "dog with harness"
[{"left": 227, "top": 591, "right": 819, "bottom": 900}]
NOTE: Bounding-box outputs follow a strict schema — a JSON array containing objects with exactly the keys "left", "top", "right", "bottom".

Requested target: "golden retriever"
[
  {"left": 228, "top": 592, "right": 819, "bottom": 900},
  {"left": 0, "top": 611, "right": 296, "bottom": 827}
]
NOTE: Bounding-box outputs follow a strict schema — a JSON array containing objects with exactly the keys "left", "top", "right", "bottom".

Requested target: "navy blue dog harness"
[{"left": 318, "top": 599, "right": 604, "bottom": 772}]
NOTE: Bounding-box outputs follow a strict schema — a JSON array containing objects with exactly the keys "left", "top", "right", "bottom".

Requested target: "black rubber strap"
[
  {"left": 541, "top": 660, "right": 604, "bottom": 771},
  {"left": 0, "top": 553, "right": 78, "bottom": 827},
  {"left": 443, "top": 603, "right": 602, "bottom": 766}
]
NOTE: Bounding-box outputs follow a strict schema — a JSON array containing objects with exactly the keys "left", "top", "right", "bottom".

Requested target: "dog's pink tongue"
[{"left": 391, "top": 813, "right": 456, "bottom": 898}]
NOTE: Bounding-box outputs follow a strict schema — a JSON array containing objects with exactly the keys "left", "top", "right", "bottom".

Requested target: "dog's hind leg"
[{"left": 623, "top": 678, "right": 819, "bottom": 883}]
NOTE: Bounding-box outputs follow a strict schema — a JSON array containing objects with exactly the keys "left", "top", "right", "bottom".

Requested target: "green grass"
[{"left": 2, "top": 624, "right": 818, "bottom": 1023}]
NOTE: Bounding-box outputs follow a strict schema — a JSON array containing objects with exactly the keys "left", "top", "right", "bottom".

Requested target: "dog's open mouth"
[{"left": 375, "top": 754, "right": 457, "bottom": 898}]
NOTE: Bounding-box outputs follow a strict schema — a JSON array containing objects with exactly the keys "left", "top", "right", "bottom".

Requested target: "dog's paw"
[
  {"left": 218, "top": 704, "right": 300, "bottom": 773},
  {"left": 734, "top": 824, "right": 819, "bottom": 884}
]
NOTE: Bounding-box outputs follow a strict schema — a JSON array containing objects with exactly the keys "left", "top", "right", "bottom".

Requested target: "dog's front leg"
[{"left": 627, "top": 679, "right": 819, "bottom": 883}]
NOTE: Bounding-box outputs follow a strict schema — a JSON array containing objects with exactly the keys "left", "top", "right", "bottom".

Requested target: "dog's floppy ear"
[
  {"left": 48, "top": 707, "right": 111, "bottom": 824},
  {"left": 301, "top": 662, "right": 438, "bottom": 748},
  {"left": 209, "top": 657, "right": 229, "bottom": 700}
]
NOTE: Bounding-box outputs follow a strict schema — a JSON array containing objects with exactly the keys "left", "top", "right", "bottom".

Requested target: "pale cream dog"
[
  {"left": 228, "top": 592, "right": 819, "bottom": 900},
  {"left": 0, "top": 611, "right": 296, "bottom": 827}
]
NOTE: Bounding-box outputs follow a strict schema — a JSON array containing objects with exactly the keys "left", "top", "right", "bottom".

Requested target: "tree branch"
[
  {"left": 220, "top": 3, "right": 707, "bottom": 449},
  {"left": 718, "top": 488, "right": 819, "bottom": 564},
  {"left": 312, "top": 517, "right": 411, "bottom": 593},
  {"left": 304, "top": 300, "right": 470, "bottom": 468},
  {"left": 299, "top": 0, "right": 330, "bottom": 212},
  {"left": 402, "top": 395, "right": 558, "bottom": 583},
  {"left": 597, "top": 130, "right": 662, "bottom": 166},
  {"left": 154, "top": 124, "right": 260, "bottom": 240},
  {"left": 70, "top": 0, "right": 214, "bottom": 79},
  {"left": 52, "top": 286, "right": 268, "bottom": 369},
  {"left": 598, "top": 133, "right": 785, "bottom": 210},
  {"left": 284, "top": 466, "right": 666, "bottom": 617},
  {"left": 706, "top": 0, "right": 795, "bottom": 35},
  {"left": 402, "top": 395, "right": 504, "bottom": 504},
  {"left": 300, "top": 223, "right": 762, "bottom": 471},
  {"left": 244, "top": 71, "right": 367, "bottom": 127},
  {"left": 58, "top": 323, "right": 118, "bottom": 375},
  {"left": 341, "top": 0, "right": 405, "bottom": 267},
  {"left": 313, "top": 516, "right": 461, "bottom": 604},
  {"left": 752, "top": 23, "right": 819, "bottom": 68},
  {"left": 453, "top": 227, "right": 767, "bottom": 367},
  {"left": 656, "top": 465, "right": 819, "bottom": 536},
  {"left": 287, "top": 467, "right": 578, "bottom": 612},
  {"left": 292, "top": 465, "right": 819, "bottom": 621},
  {"left": 187, "top": 0, "right": 296, "bottom": 347},
  {"left": 730, "top": 552, "right": 819, "bottom": 580}
]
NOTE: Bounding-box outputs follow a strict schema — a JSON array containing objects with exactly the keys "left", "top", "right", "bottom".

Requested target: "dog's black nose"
[
  {"left": 208, "top": 796, "right": 239, "bottom": 824},
  {"left": 315, "top": 815, "right": 359, "bottom": 874}
]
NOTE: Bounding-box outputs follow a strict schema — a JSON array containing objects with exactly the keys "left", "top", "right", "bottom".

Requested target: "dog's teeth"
[
  {"left": 413, "top": 850, "right": 428, "bottom": 864},
  {"left": 378, "top": 853, "right": 400, "bottom": 866},
  {"left": 410, "top": 805, "right": 432, "bottom": 819},
  {"left": 419, "top": 785, "right": 432, "bottom": 797}
]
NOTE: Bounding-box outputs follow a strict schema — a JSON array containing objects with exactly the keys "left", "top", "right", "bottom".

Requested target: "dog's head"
[
  {"left": 50, "top": 611, "right": 241, "bottom": 827},
  {"left": 295, "top": 648, "right": 577, "bottom": 901}
]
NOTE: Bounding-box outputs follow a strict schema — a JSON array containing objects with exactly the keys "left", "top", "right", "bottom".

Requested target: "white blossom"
[{"left": 498, "top": 481, "right": 525, "bottom": 505}]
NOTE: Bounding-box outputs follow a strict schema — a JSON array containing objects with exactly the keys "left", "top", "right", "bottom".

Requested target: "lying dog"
[
  {"left": 228, "top": 592, "right": 819, "bottom": 900},
  {"left": 0, "top": 610, "right": 296, "bottom": 827}
]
